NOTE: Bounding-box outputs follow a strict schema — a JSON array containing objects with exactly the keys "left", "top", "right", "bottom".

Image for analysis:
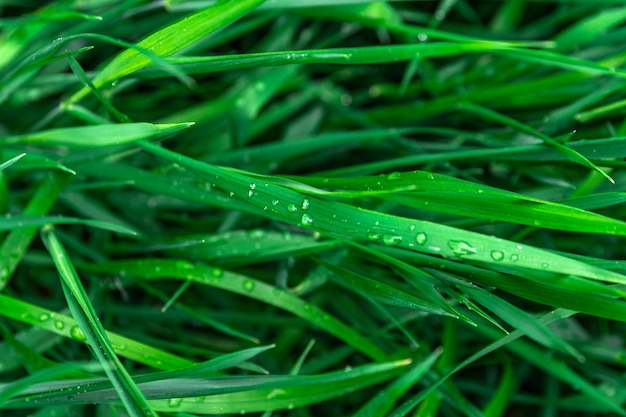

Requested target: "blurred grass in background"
[{"left": 2, "top": 0, "right": 626, "bottom": 415}]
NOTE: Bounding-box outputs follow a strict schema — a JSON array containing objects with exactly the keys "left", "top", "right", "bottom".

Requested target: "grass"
[{"left": 2, "top": 0, "right": 626, "bottom": 415}]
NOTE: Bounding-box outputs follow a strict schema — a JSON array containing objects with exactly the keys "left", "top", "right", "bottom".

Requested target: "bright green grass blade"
[
  {"left": 5, "top": 359, "right": 409, "bottom": 412},
  {"left": 0, "top": 293, "right": 193, "bottom": 370},
  {"left": 0, "top": 152, "right": 25, "bottom": 171},
  {"left": 352, "top": 348, "right": 442, "bottom": 417},
  {"left": 0, "top": 215, "right": 137, "bottom": 235},
  {"left": 0, "top": 172, "right": 71, "bottom": 291},
  {"left": 148, "top": 42, "right": 536, "bottom": 76},
  {"left": 67, "top": 0, "right": 267, "bottom": 104},
  {"left": 276, "top": 170, "right": 626, "bottom": 235},
  {"left": 1, "top": 122, "right": 193, "bottom": 148},
  {"left": 41, "top": 228, "right": 159, "bottom": 417},
  {"left": 148, "top": 359, "right": 410, "bottom": 414},
  {"left": 138, "top": 141, "right": 626, "bottom": 285},
  {"left": 9, "top": 345, "right": 276, "bottom": 407},
  {"left": 83, "top": 258, "right": 389, "bottom": 361}
]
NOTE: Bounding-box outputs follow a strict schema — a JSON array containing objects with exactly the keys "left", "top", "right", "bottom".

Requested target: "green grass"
[{"left": 2, "top": 0, "right": 626, "bottom": 415}]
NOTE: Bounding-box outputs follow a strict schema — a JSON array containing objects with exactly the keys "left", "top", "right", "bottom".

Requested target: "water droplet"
[
  {"left": 477, "top": 189, "right": 484, "bottom": 194},
  {"left": 53, "top": 320, "right": 65, "bottom": 330},
  {"left": 303, "top": 303, "right": 313, "bottom": 312},
  {"left": 249, "top": 183, "right": 256, "bottom": 190},
  {"left": 541, "top": 263, "right": 549, "bottom": 269},
  {"left": 168, "top": 398, "right": 182, "bottom": 408},
  {"left": 427, "top": 173, "right": 435, "bottom": 180},
  {"left": 448, "top": 240, "right": 476, "bottom": 256},
  {"left": 247, "top": 190, "right": 254, "bottom": 197},
  {"left": 301, "top": 213, "right": 314, "bottom": 226},
  {"left": 367, "top": 232, "right": 381, "bottom": 241},
  {"left": 271, "top": 199, "right": 279, "bottom": 206},
  {"left": 243, "top": 280, "right": 255, "bottom": 292},
  {"left": 382, "top": 234, "right": 403, "bottom": 246},
  {"left": 416, "top": 233, "right": 427, "bottom": 245},
  {"left": 70, "top": 326, "right": 86, "bottom": 341},
  {"left": 491, "top": 250, "right": 504, "bottom": 261},
  {"left": 301, "top": 198, "right": 310, "bottom": 209},
  {"left": 287, "top": 204, "right": 298, "bottom": 212},
  {"left": 387, "top": 172, "right": 402, "bottom": 181},
  {"left": 510, "top": 254, "right": 519, "bottom": 262},
  {"left": 39, "top": 313, "right": 50, "bottom": 321},
  {"left": 417, "top": 33, "right": 428, "bottom": 41},
  {"left": 409, "top": 224, "right": 416, "bottom": 231},
  {"left": 211, "top": 268, "right": 224, "bottom": 278}
]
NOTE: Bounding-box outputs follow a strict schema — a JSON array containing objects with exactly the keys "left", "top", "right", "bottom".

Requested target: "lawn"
[{"left": 2, "top": 0, "right": 626, "bottom": 416}]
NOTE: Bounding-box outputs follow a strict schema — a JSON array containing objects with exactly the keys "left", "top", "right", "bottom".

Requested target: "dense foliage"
[{"left": 2, "top": 0, "right": 626, "bottom": 416}]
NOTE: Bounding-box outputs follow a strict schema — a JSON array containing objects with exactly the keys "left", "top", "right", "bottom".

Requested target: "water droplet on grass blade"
[
  {"left": 54, "top": 320, "right": 65, "bottom": 330},
  {"left": 301, "top": 198, "right": 310, "bottom": 209},
  {"left": 367, "top": 232, "right": 381, "bottom": 241},
  {"left": 416, "top": 233, "right": 427, "bottom": 245},
  {"left": 287, "top": 204, "right": 298, "bottom": 212},
  {"left": 387, "top": 172, "right": 402, "bottom": 181},
  {"left": 301, "top": 213, "right": 314, "bottom": 226},
  {"left": 448, "top": 240, "right": 476, "bottom": 256},
  {"left": 243, "top": 280, "right": 255, "bottom": 292},
  {"left": 382, "top": 234, "right": 403, "bottom": 245},
  {"left": 271, "top": 199, "right": 279, "bottom": 206},
  {"left": 70, "top": 326, "right": 86, "bottom": 341},
  {"left": 491, "top": 250, "right": 504, "bottom": 261},
  {"left": 168, "top": 398, "right": 182, "bottom": 408}
]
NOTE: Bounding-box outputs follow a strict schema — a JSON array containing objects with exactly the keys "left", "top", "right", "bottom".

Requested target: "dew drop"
[
  {"left": 417, "top": 33, "right": 428, "bottom": 41},
  {"left": 168, "top": 398, "right": 182, "bottom": 408},
  {"left": 287, "top": 203, "right": 298, "bottom": 212},
  {"left": 243, "top": 280, "right": 255, "bottom": 292},
  {"left": 510, "top": 254, "right": 519, "bottom": 262},
  {"left": 409, "top": 224, "right": 416, "bottom": 231},
  {"left": 387, "top": 172, "right": 402, "bottom": 181},
  {"left": 70, "top": 326, "right": 86, "bottom": 341},
  {"left": 301, "top": 198, "right": 310, "bottom": 209},
  {"left": 301, "top": 213, "right": 314, "bottom": 226},
  {"left": 39, "top": 313, "right": 50, "bottom": 321},
  {"left": 367, "top": 232, "right": 381, "bottom": 241},
  {"left": 416, "top": 232, "right": 427, "bottom": 245},
  {"left": 247, "top": 190, "right": 254, "bottom": 197},
  {"left": 491, "top": 250, "right": 505, "bottom": 261},
  {"left": 211, "top": 268, "right": 224, "bottom": 278},
  {"left": 271, "top": 199, "right": 279, "bottom": 207},
  {"left": 382, "top": 234, "right": 403, "bottom": 246},
  {"left": 53, "top": 320, "right": 65, "bottom": 330},
  {"left": 541, "top": 263, "right": 549, "bottom": 269},
  {"left": 448, "top": 240, "right": 476, "bottom": 256}
]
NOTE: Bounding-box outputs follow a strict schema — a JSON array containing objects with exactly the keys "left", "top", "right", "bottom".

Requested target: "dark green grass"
[{"left": 2, "top": 0, "right": 626, "bottom": 416}]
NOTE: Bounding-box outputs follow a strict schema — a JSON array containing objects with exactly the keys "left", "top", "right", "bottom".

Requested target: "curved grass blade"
[
  {"left": 148, "top": 360, "right": 410, "bottom": 414},
  {"left": 67, "top": 0, "right": 267, "bottom": 104},
  {"left": 138, "top": 141, "right": 626, "bottom": 285},
  {"left": 275, "top": 170, "right": 626, "bottom": 236},
  {"left": 0, "top": 215, "right": 137, "bottom": 235},
  {"left": 0, "top": 293, "right": 193, "bottom": 370},
  {"left": 1, "top": 122, "right": 193, "bottom": 148},
  {"left": 41, "top": 227, "right": 158, "bottom": 417},
  {"left": 83, "top": 258, "right": 389, "bottom": 361},
  {"left": 5, "top": 360, "right": 409, "bottom": 411}
]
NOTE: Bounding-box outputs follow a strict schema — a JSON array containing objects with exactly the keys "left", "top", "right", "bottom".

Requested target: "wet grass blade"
[{"left": 40, "top": 228, "right": 158, "bottom": 417}]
